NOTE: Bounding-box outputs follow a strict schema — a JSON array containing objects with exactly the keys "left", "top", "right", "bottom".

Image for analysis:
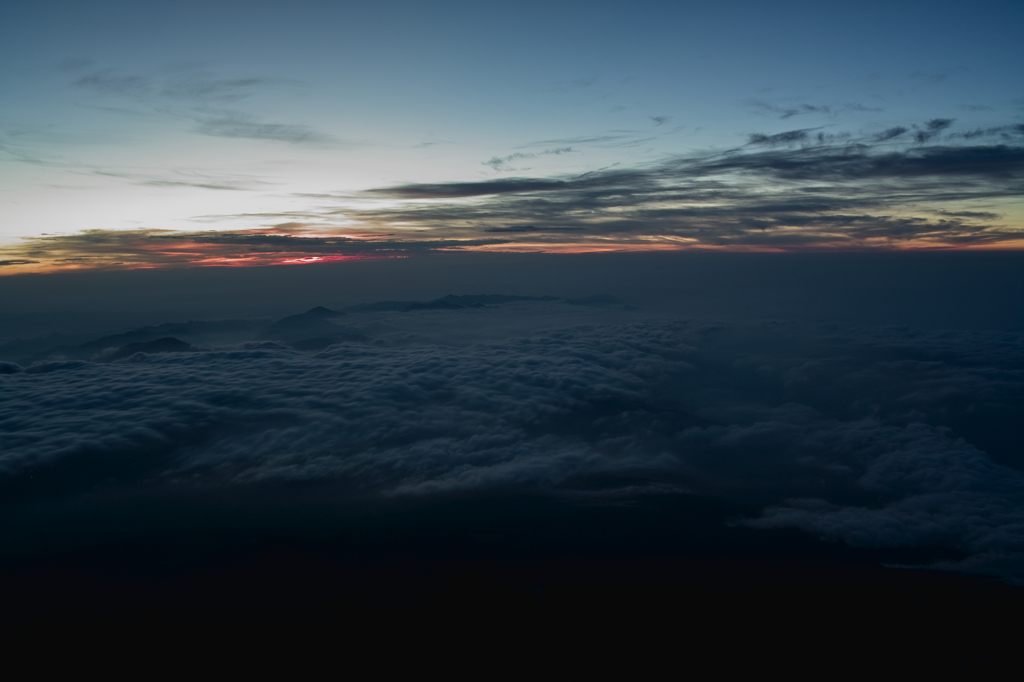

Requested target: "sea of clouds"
[{"left": 2, "top": 304, "right": 1021, "bottom": 582}]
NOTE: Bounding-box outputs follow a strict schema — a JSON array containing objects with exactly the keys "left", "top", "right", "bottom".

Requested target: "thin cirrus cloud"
[
  {"left": 140, "top": 180, "right": 247, "bottom": 191},
  {"left": 483, "top": 147, "right": 575, "bottom": 172},
  {"left": 93, "top": 167, "right": 274, "bottom": 192},
  {"left": 1, "top": 117, "right": 1021, "bottom": 272},
  {"left": 744, "top": 99, "right": 884, "bottom": 119},
  {"left": 68, "top": 64, "right": 336, "bottom": 145},
  {"left": 193, "top": 115, "right": 336, "bottom": 145}
]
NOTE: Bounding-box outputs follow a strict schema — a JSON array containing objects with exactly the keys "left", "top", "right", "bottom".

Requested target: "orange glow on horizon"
[{"left": 3, "top": 228, "right": 1023, "bottom": 276}]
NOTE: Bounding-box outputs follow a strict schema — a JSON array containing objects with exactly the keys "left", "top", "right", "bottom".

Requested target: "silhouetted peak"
[
  {"left": 108, "top": 337, "right": 193, "bottom": 360},
  {"left": 305, "top": 306, "right": 345, "bottom": 318},
  {"left": 566, "top": 295, "right": 628, "bottom": 308}
]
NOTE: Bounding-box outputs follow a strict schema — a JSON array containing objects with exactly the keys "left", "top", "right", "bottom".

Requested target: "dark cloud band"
[
  {"left": 2, "top": 119, "right": 1021, "bottom": 272},
  {"left": 2, "top": 316, "right": 1021, "bottom": 583}
]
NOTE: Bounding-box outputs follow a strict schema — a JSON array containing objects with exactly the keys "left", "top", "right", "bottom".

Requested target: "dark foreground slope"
[{"left": 1, "top": 492, "right": 1019, "bottom": 675}]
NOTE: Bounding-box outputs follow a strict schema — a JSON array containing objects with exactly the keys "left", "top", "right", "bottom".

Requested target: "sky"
[
  {"left": 2, "top": 1, "right": 1023, "bottom": 649},
  {"left": 1, "top": 0, "right": 1022, "bottom": 272}
]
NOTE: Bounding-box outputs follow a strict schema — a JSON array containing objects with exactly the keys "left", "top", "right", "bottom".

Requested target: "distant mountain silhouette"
[
  {"left": 105, "top": 337, "right": 193, "bottom": 361},
  {"left": 19, "top": 319, "right": 264, "bottom": 364},
  {"left": 304, "top": 306, "right": 346, "bottom": 318},
  {"left": 346, "top": 294, "right": 559, "bottom": 313},
  {"left": 9, "top": 296, "right": 624, "bottom": 365},
  {"left": 565, "top": 295, "right": 630, "bottom": 308},
  {"left": 290, "top": 332, "right": 370, "bottom": 351},
  {"left": 435, "top": 294, "right": 559, "bottom": 306},
  {"left": 402, "top": 299, "right": 481, "bottom": 312},
  {"left": 0, "top": 332, "right": 97, "bottom": 362},
  {"left": 344, "top": 300, "right": 422, "bottom": 313},
  {"left": 260, "top": 308, "right": 347, "bottom": 341}
]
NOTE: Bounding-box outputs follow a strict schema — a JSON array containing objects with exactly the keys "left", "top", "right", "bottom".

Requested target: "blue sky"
[{"left": 2, "top": 0, "right": 1022, "bottom": 269}]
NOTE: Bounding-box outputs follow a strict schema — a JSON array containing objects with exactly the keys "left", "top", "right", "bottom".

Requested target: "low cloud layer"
[{"left": 2, "top": 306, "right": 1021, "bottom": 583}]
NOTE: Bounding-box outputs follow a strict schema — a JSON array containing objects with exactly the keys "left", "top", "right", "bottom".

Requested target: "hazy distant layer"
[{"left": 1, "top": 252, "right": 1022, "bottom": 340}]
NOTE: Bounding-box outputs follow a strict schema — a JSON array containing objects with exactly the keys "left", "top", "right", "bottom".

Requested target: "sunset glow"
[
  {"left": 2, "top": 1, "right": 1022, "bottom": 657},
  {"left": 2, "top": 1, "right": 1021, "bottom": 274}
]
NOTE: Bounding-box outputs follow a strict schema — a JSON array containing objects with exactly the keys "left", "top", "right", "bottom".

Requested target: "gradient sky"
[
  {"left": 3, "top": 0, "right": 1024, "bottom": 626},
  {"left": 2, "top": 0, "right": 1022, "bottom": 271}
]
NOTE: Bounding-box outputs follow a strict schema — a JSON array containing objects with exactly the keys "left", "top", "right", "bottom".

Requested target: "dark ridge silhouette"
[
  {"left": 566, "top": 295, "right": 629, "bottom": 308},
  {"left": 260, "top": 310, "right": 346, "bottom": 341},
  {"left": 304, "top": 306, "right": 346, "bottom": 318},
  {"left": 14, "top": 319, "right": 266, "bottom": 364},
  {"left": 346, "top": 294, "right": 560, "bottom": 313},
  {"left": 0, "top": 333, "right": 95, "bottom": 361},
  {"left": 290, "top": 333, "right": 370, "bottom": 351},
  {"left": 106, "top": 337, "right": 193, "bottom": 361},
  {"left": 344, "top": 300, "right": 419, "bottom": 313},
  {"left": 436, "top": 294, "right": 560, "bottom": 306},
  {"left": 402, "top": 299, "right": 483, "bottom": 312},
  {"left": 0, "top": 494, "right": 1019, "bottom": 675}
]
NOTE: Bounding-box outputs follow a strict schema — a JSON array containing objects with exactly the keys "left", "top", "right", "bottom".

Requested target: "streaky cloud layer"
[
  {"left": 4, "top": 0, "right": 1022, "bottom": 262},
  {"left": 3, "top": 121, "right": 1022, "bottom": 272}
]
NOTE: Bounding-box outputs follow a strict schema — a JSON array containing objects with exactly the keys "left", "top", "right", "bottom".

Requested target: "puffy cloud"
[
  {"left": 0, "top": 321, "right": 689, "bottom": 487},
  {"left": 1, "top": 310, "right": 1021, "bottom": 582},
  {"left": 746, "top": 422, "right": 1024, "bottom": 582}
]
